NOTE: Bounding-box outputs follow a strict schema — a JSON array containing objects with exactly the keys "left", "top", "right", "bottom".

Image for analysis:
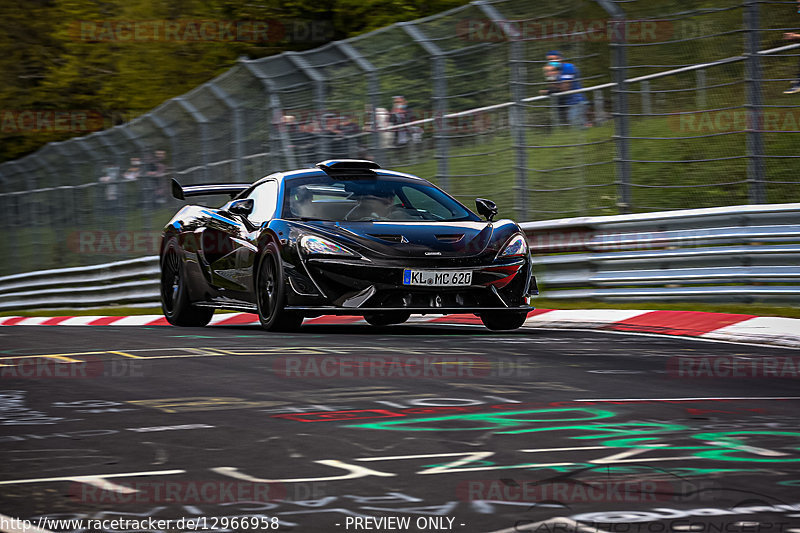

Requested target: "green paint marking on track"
[{"left": 346, "top": 408, "right": 617, "bottom": 432}]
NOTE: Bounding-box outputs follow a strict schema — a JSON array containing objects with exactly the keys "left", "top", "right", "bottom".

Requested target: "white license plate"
[{"left": 402, "top": 269, "right": 472, "bottom": 286}]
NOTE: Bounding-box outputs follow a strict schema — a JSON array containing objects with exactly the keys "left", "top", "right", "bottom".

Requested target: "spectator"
[
  {"left": 784, "top": 27, "right": 800, "bottom": 94},
  {"left": 124, "top": 157, "right": 141, "bottom": 181},
  {"left": 339, "top": 114, "right": 362, "bottom": 157},
  {"left": 539, "top": 64, "right": 562, "bottom": 96},
  {"left": 389, "top": 95, "right": 414, "bottom": 146},
  {"left": 293, "top": 121, "right": 318, "bottom": 167},
  {"left": 149, "top": 150, "right": 169, "bottom": 205},
  {"left": 98, "top": 163, "right": 121, "bottom": 204},
  {"left": 339, "top": 115, "right": 360, "bottom": 135},
  {"left": 540, "top": 64, "right": 565, "bottom": 129},
  {"left": 281, "top": 114, "right": 299, "bottom": 134},
  {"left": 546, "top": 51, "right": 588, "bottom": 127},
  {"left": 363, "top": 105, "right": 393, "bottom": 150},
  {"left": 317, "top": 113, "right": 350, "bottom": 159},
  {"left": 374, "top": 107, "right": 392, "bottom": 149}
]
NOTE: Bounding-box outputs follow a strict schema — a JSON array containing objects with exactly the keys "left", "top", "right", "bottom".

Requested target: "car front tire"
[{"left": 256, "top": 243, "right": 304, "bottom": 332}]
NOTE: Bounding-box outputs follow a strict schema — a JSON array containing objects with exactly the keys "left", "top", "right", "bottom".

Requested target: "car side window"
[{"left": 246, "top": 180, "right": 279, "bottom": 225}]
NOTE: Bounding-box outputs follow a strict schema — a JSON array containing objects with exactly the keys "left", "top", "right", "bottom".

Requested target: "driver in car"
[{"left": 347, "top": 185, "right": 397, "bottom": 220}]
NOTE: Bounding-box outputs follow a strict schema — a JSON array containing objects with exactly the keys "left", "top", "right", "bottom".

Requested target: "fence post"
[
  {"left": 119, "top": 125, "right": 156, "bottom": 230},
  {"left": 95, "top": 132, "right": 130, "bottom": 231},
  {"left": 76, "top": 139, "right": 105, "bottom": 234},
  {"left": 475, "top": 0, "right": 526, "bottom": 219},
  {"left": 207, "top": 82, "right": 245, "bottom": 182},
  {"left": 51, "top": 142, "right": 77, "bottom": 234},
  {"left": 147, "top": 114, "right": 180, "bottom": 178},
  {"left": 336, "top": 41, "right": 384, "bottom": 165},
  {"left": 696, "top": 68, "right": 707, "bottom": 109},
  {"left": 641, "top": 81, "right": 652, "bottom": 117},
  {"left": 598, "top": 0, "right": 631, "bottom": 214},
  {"left": 4, "top": 162, "right": 23, "bottom": 271},
  {"left": 286, "top": 52, "right": 327, "bottom": 161},
  {"left": 238, "top": 60, "right": 294, "bottom": 171},
  {"left": 400, "top": 22, "right": 449, "bottom": 192},
  {"left": 744, "top": 0, "right": 765, "bottom": 204},
  {"left": 176, "top": 97, "right": 211, "bottom": 183}
]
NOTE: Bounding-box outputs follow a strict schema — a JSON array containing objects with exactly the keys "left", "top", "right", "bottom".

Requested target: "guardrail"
[
  {"left": 0, "top": 256, "right": 160, "bottom": 311},
  {"left": 1, "top": 203, "right": 798, "bottom": 311},
  {"left": 522, "top": 202, "right": 800, "bottom": 302}
]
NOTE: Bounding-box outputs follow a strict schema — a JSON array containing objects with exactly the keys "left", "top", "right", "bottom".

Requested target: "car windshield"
[{"left": 282, "top": 175, "right": 479, "bottom": 222}]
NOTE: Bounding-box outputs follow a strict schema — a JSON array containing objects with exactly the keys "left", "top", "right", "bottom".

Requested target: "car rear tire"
[
  {"left": 160, "top": 238, "right": 214, "bottom": 327},
  {"left": 364, "top": 312, "right": 411, "bottom": 326},
  {"left": 256, "top": 243, "right": 304, "bottom": 332},
  {"left": 480, "top": 310, "right": 529, "bottom": 331}
]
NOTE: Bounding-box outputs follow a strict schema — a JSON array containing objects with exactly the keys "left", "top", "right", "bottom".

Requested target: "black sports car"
[{"left": 160, "top": 159, "right": 537, "bottom": 330}]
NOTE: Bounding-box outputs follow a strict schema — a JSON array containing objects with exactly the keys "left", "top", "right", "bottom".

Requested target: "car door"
[
  {"left": 199, "top": 181, "right": 278, "bottom": 301},
  {"left": 234, "top": 180, "right": 280, "bottom": 300}
]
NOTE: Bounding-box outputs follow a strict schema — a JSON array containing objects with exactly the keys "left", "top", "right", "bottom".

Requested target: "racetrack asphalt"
[{"left": 0, "top": 322, "right": 799, "bottom": 532}]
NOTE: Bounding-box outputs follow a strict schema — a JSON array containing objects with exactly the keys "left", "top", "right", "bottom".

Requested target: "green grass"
[{"left": 393, "top": 108, "right": 800, "bottom": 222}]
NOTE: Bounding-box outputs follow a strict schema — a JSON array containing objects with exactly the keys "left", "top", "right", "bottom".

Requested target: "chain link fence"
[{"left": 0, "top": 0, "right": 798, "bottom": 276}]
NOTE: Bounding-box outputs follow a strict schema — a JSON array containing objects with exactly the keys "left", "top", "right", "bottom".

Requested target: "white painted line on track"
[{"left": 0, "top": 469, "right": 186, "bottom": 486}]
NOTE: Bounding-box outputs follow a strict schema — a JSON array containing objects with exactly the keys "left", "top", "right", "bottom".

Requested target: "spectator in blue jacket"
[{"left": 546, "top": 50, "right": 588, "bottom": 127}]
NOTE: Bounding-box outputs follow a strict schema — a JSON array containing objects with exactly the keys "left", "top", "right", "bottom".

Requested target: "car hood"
[{"left": 294, "top": 220, "right": 499, "bottom": 258}]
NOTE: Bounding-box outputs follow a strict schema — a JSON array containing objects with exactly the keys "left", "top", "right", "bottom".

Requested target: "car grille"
[{"left": 365, "top": 288, "right": 496, "bottom": 309}]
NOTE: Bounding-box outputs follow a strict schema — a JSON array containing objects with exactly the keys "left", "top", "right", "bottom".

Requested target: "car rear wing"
[{"left": 171, "top": 178, "right": 250, "bottom": 200}]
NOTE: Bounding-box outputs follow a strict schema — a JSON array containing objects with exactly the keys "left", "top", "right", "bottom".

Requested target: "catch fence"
[{"left": 0, "top": 0, "right": 799, "bottom": 276}]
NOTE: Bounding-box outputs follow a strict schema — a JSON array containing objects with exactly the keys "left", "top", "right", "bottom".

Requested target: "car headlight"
[
  {"left": 299, "top": 235, "right": 360, "bottom": 257},
  {"left": 497, "top": 233, "right": 528, "bottom": 258}
]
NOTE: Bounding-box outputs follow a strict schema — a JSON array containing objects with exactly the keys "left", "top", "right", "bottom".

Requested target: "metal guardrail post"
[
  {"left": 207, "top": 82, "right": 245, "bottom": 182},
  {"left": 336, "top": 41, "right": 384, "bottom": 165},
  {"left": 745, "top": 0, "right": 766, "bottom": 205},
  {"left": 175, "top": 97, "right": 211, "bottom": 183},
  {"left": 400, "top": 22, "right": 449, "bottom": 192}
]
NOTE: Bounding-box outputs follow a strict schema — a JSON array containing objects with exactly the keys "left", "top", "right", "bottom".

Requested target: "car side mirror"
[
  {"left": 475, "top": 198, "right": 498, "bottom": 222},
  {"left": 229, "top": 198, "right": 254, "bottom": 216}
]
